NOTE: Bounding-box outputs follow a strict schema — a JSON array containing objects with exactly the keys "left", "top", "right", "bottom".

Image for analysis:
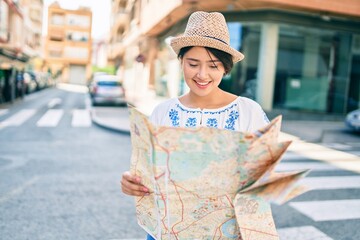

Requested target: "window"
[
  {"left": 66, "top": 14, "right": 90, "bottom": 28},
  {"left": 274, "top": 24, "right": 353, "bottom": 113},
  {"left": 51, "top": 14, "right": 65, "bottom": 25}
]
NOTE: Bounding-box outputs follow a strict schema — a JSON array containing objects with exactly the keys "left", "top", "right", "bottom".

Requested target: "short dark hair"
[{"left": 178, "top": 46, "right": 234, "bottom": 75}]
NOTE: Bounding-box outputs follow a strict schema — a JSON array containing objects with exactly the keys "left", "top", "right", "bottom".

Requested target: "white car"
[
  {"left": 345, "top": 108, "right": 360, "bottom": 132},
  {"left": 89, "top": 75, "right": 126, "bottom": 106}
]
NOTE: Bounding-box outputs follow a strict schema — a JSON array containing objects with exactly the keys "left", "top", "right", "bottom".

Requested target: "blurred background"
[
  {"left": 1, "top": 0, "right": 359, "bottom": 115},
  {"left": 1, "top": 0, "right": 360, "bottom": 239}
]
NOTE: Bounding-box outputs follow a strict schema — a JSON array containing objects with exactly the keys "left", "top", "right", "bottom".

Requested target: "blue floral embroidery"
[
  {"left": 169, "top": 109, "right": 180, "bottom": 127},
  {"left": 172, "top": 102, "right": 241, "bottom": 129},
  {"left": 186, "top": 117, "right": 197, "bottom": 127},
  {"left": 175, "top": 104, "right": 201, "bottom": 114},
  {"left": 225, "top": 110, "right": 239, "bottom": 130},
  {"left": 206, "top": 118, "right": 218, "bottom": 128}
]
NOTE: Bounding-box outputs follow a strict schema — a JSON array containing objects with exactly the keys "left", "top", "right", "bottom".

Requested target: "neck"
[{"left": 186, "top": 89, "right": 224, "bottom": 109}]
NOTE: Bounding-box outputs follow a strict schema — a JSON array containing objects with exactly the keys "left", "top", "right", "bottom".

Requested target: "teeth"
[{"left": 196, "top": 81, "right": 210, "bottom": 86}]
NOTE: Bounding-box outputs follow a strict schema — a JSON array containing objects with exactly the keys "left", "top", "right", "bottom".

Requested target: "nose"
[{"left": 197, "top": 66, "right": 208, "bottom": 79}]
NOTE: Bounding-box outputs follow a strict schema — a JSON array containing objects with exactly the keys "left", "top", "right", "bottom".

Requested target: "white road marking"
[
  {"left": 322, "top": 143, "right": 353, "bottom": 150},
  {"left": 275, "top": 162, "right": 338, "bottom": 172},
  {"left": 0, "top": 109, "right": 9, "bottom": 117},
  {"left": 47, "top": 98, "right": 62, "bottom": 108},
  {"left": 72, "top": 109, "right": 91, "bottom": 127},
  {"left": 0, "top": 176, "right": 39, "bottom": 205},
  {"left": 36, "top": 109, "right": 64, "bottom": 127},
  {"left": 300, "top": 176, "right": 360, "bottom": 190},
  {"left": 290, "top": 199, "right": 360, "bottom": 221},
  {"left": 280, "top": 132, "right": 360, "bottom": 174},
  {"left": 0, "top": 109, "right": 36, "bottom": 127},
  {"left": 348, "top": 151, "right": 360, "bottom": 157},
  {"left": 278, "top": 225, "right": 333, "bottom": 240}
]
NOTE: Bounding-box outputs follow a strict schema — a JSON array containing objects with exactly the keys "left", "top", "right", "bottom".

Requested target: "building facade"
[
  {"left": 19, "top": 0, "right": 43, "bottom": 62},
  {"left": 0, "top": 0, "right": 44, "bottom": 103},
  {"left": 109, "top": 0, "right": 360, "bottom": 115},
  {"left": 45, "top": 2, "right": 92, "bottom": 85}
]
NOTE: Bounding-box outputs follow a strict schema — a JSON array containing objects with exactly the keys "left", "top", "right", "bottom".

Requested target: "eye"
[
  {"left": 209, "top": 65, "right": 218, "bottom": 69},
  {"left": 189, "top": 64, "right": 198, "bottom": 67}
]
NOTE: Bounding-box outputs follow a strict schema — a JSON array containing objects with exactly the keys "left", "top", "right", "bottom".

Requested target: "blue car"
[{"left": 345, "top": 108, "right": 360, "bottom": 132}]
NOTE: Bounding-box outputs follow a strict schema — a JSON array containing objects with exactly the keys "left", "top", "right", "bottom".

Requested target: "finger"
[
  {"left": 121, "top": 180, "right": 150, "bottom": 196},
  {"left": 121, "top": 178, "right": 148, "bottom": 192},
  {"left": 122, "top": 171, "right": 141, "bottom": 184},
  {"left": 123, "top": 188, "right": 149, "bottom": 197}
]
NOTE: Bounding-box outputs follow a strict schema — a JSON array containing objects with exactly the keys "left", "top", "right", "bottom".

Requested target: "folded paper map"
[{"left": 128, "top": 107, "right": 309, "bottom": 240}]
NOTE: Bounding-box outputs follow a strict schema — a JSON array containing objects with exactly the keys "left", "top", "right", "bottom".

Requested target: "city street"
[
  {"left": 0, "top": 86, "right": 146, "bottom": 239},
  {"left": 1, "top": 85, "right": 360, "bottom": 240}
]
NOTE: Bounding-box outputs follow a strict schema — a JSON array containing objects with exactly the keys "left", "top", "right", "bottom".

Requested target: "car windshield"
[{"left": 97, "top": 81, "right": 122, "bottom": 86}]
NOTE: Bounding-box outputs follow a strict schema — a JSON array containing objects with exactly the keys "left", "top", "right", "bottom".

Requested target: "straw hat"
[{"left": 170, "top": 11, "right": 244, "bottom": 63}]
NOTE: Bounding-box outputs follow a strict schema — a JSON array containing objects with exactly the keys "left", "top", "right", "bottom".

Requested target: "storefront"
[{"left": 227, "top": 10, "right": 360, "bottom": 114}]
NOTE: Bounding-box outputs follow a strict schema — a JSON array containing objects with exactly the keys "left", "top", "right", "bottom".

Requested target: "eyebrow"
[{"left": 185, "top": 58, "right": 221, "bottom": 63}]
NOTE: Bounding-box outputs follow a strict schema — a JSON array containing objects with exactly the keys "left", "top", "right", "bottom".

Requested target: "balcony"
[
  {"left": 112, "top": 11, "right": 130, "bottom": 32},
  {"left": 47, "top": 43, "right": 63, "bottom": 58},
  {"left": 48, "top": 28, "right": 65, "bottom": 41}
]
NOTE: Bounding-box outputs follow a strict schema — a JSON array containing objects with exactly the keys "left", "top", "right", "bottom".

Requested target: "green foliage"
[{"left": 92, "top": 65, "right": 116, "bottom": 75}]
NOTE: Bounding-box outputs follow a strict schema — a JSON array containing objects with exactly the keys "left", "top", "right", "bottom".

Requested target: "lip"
[{"left": 194, "top": 80, "right": 211, "bottom": 89}]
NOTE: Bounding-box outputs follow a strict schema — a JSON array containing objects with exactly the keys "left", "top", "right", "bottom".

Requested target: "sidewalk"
[{"left": 90, "top": 95, "right": 166, "bottom": 134}]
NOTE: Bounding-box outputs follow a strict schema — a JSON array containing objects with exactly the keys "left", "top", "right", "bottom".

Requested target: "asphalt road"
[
  {"left": 0, "top": 86, "right": 360, "bottom": 240},
  {"left": 0, "top": 87, "right": 146, "bottom": 239}
]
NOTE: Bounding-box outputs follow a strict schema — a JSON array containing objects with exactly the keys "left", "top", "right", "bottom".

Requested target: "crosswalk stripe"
[
  {"left": 0, "top": 109, "right": 8, "bottom": 117},
  {"left": 0, "top": 109, "right": 36, "bottom": 126},
  {"left": 286, "top": 140, "right": 360, "bottom": 173},
  {"left": 277, "top": 225, "right": 333, "bottom": 240},
  {"left": 36, "top": 109, "right": 64, "bottom": 127},
  {"left": 276, "top": 162, "right": 338, "bottom": 172},
  {"left": 300, "top": 176, "right": 360, "bottom": 190},
  {"left": 71, "top": 109, "right": 91, "bottom": 127},
  {"left": 290, "top": 199, "right": 360, "bottom": 221}
]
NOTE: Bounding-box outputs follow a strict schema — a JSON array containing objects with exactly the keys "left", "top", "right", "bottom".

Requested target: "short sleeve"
[
  {"left": 248, "top": 101, "right": 270, "bottom": 132},
  {"left": 149, "top": 98, "right": 177, "bottom": 126},
  {"left": 149, "top": 106, "right": 162, "bottom": 126},
  {"left": 238, "top": 97, "right": 270, "bottom": 132}
]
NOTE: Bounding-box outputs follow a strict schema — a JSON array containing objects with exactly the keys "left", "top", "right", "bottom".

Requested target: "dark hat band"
[{"left": 204, "top": 35, "right": 228, "bottom": 45}]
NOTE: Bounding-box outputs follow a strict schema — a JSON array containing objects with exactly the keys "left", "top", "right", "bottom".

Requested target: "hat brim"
[{"left": 170, "top": 35, "right": 244, "bottom": 63}]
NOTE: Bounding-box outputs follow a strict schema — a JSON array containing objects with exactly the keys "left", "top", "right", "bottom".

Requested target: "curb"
[{"left": 90, "top": 109, "right": 131, "bottom": 135}]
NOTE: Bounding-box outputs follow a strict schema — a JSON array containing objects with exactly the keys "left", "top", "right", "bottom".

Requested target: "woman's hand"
[{"left": 121, "top": 171, "right": 150, "bottom": 196}]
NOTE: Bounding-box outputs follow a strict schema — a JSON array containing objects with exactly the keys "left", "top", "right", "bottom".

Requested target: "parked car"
[
  {"left": 89, "top": 75, "right": 126, "bottom": 106},
  {"left": 345, "top": 108, "right": 360, "bottom": 132},
  {"left": 23, "top": 72, "right": 38, "bottom": 94}
]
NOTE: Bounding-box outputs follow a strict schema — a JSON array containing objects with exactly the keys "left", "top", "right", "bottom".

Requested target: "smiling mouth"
[{"left": 194, "top": 80, "right": 211, "bottom": 86}]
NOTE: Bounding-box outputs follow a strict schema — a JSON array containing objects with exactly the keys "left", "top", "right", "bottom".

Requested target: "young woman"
[{"left": 121, "top": 11, "right": 270, "bottom": 239}]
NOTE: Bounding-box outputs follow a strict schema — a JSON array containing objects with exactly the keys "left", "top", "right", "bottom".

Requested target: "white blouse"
[{"left": 149, "top": 97, "right": 269, "bottom": 132}]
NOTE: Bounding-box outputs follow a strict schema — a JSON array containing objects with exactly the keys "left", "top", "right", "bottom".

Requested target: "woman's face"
[{"left": 181, "top": 47, "right": 225, "bottom": 98}]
